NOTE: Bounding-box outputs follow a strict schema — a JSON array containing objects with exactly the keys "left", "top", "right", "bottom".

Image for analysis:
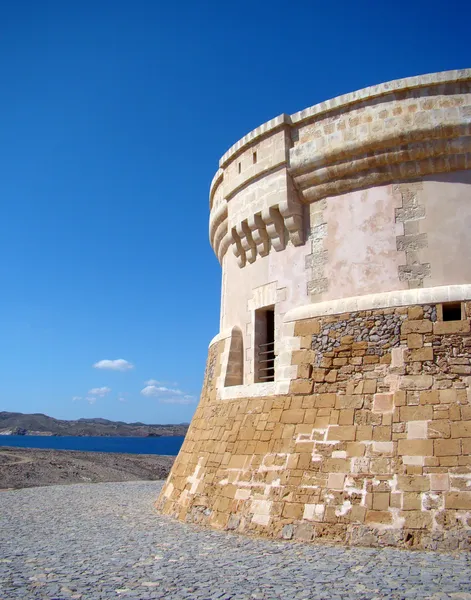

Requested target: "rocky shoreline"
[{"left": 0, "top": 446, "right": 175, "bottom": 489}]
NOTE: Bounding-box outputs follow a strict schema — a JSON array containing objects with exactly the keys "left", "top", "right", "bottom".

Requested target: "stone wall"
[{"left": 156, "top": 302, "right": 471, "bottom": 550}]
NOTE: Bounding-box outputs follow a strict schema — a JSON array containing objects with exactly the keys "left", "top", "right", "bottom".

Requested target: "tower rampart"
[{"left": 157, "top": 70, "right": 471, "bottom": 550}]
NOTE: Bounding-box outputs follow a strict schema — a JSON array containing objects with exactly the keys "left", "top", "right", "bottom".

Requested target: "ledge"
[{"left": 284, "top": 285, "right": 471, "bottom": 322}]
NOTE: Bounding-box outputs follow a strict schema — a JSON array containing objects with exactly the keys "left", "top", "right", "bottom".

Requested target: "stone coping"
[
  {"left": 284, "top": 285, "right": 471, "bottom": 322},
  {"left": 217, "top": 69, "right": 471, "bottom": 169}
]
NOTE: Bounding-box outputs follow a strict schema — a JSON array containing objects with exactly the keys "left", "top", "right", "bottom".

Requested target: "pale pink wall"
[
  {"left": 422, "top": 170, "right": 471, "bottom": 287},
  {"left": 322, "top": 185, "right": 407, "bottom": 300}
]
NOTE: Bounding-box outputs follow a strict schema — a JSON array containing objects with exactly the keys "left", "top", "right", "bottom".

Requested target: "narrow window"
[
  {"left": 253, "top": 151, "right": 257, "bottom": 164},
  {"left": 442, "top": 302, "right": 462, "bottom": 322},
  {"left": 238, "top": 162, "right": 241, "bottom": 174},
  {"left": 255, "top": 307, "right": 275, "bottom": 382}
]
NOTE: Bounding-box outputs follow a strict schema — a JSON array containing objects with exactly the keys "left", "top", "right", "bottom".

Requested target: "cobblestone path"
[{"left": 1, "top": 481, "right": 470, "bottom": 600}]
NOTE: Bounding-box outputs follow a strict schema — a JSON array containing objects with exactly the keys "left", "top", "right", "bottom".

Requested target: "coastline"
[{"left": 0, "top": 446, "right": 175, "bottom": 490}]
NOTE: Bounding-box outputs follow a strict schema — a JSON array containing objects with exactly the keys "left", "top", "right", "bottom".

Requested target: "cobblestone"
[{"left": 0, "top": 481, "right": 470, "bottom": 599}]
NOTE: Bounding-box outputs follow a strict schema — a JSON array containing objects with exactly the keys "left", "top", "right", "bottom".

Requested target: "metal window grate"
[{"left": 258, "top": 340, "right": 275, "bottom": 382}]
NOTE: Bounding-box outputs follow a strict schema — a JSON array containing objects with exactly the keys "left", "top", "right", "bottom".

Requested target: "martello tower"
[{"left": 157, "top": 70, "right": 471, "bottom": 550}]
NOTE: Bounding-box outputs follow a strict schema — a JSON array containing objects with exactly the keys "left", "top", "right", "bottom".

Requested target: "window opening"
[
  {"left": 442, "top": 302, "right": 462, "bottom": 322},
  {"left": 253, "top": 151, "right": 257, "bottom": 164},
  {"left": 255, "top": 307, "right": 275, "bottom": 382},
  {"left": 238, "top": 162, "right": 241, "bottom": 174}
]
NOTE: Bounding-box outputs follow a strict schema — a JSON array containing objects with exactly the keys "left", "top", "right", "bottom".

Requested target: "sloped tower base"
[{"left": 157, "top": 297, "right": 471, "bottom": 551}]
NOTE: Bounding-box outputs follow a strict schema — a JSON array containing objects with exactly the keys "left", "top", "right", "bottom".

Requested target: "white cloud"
[
  {"left": 145, "top": 379, "right": 161, "bottom": 386},
  {"left": 140, "top": 384, "right": 196, "bottom": 405},
  {"left": 88, "top": 386, "right": 111, "bottom": 397},
  {"left": 86, "top": 396, "right": 97, "bottom": 405},
  {"left": 72, "top": 396, "right": 82, "bottom": 402},
  {"left": 141, "top": 385, "right": 184, "bottom": 397},
  {"left": 93, "top": 359, "right": 134, "bottom": 372},
  {"left": 117, "top": 393, "right": 128, "bottom": 403}
]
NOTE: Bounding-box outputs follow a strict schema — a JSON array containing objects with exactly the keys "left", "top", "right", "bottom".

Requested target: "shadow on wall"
[{"left": 224, "top": 326, "right": 243, "bottom": 386}]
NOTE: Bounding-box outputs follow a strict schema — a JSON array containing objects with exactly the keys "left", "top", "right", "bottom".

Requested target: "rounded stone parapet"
[{"left": 209, "top": 69, "right": 471, "bottom": 266}]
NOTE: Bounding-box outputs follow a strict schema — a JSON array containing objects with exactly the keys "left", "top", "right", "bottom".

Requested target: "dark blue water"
[{"left": 0, "top": 435, "right": 184, "bottom": 455}]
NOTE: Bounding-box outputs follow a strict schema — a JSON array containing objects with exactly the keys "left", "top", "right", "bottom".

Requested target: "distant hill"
[{"left": 0, "top": 411, "right": 189, "bottom": 438}]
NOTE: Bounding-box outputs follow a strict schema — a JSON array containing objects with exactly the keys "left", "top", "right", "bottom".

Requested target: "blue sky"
[{"left": 0, "top": 1, "right": 469, "bottom": 424}]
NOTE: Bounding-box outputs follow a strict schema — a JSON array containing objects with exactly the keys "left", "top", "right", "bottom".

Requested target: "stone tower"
[{"left": 157, "top": 69, "right": 471, "bottom": 550}]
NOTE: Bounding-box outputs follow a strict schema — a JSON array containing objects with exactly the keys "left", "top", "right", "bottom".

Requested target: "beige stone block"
[
  {"left": 439, "top": 456, "right": 458, "bottom": 467},
  {"left": 373, "top": 393, "right": 394, "bottom": 413},
  {"left": 401, "top": 511, "right": 432, "bottom": 529},
  {"left": 349, "top": 505, "right": 367, "bottom": 523},
  {"left": 303, "top": 409, "right": 317, "bottom": 424},
  {"left": 299, "top": 335, "right": 312, "bottom": 349},
  {"left": 407, "top": 333, "right": 423, "bottom": 348},
  {"left": 434, "top": 320, "right": 471, "bottom": 335},
  {"left": 322, "top": 458, "right": 350, "bottom": 473},
  {"left": 373, "top": 426, "right": 391, "bottom": 442},
  {"left": 227, "top": 455, "right": 247, "bottom": 469},
  {"left": 439, "top": 389, "right": 457, "bottom": 404},
  {"left": 294, "top": 319, "right": 320, "bottom": 336},
  {"left": 463, "top": 438, "right": 471, "bottom": 454},
  {"left": 406, "top": 347, "right": 434, "bottom": 362},
  {"left": 394, "top": 390, "right": 406, "bottom": 406},
  {"left": 402, "top": 492, "right": 421, "bottom": 510},
  {"left": 297, "top": 364, "right": 313, "bottom": 379},
  {"left": 434, "top": 439, "right": 461, "bottom": 456},
  {"left": 312, "top": 368, "right": 326, "bottom": 382},
  {"left": 316, "top": 393, "right": 336, "bottom": 408},
  {"left": 325, "top": 369, "right": 338, "bottom": 383},
  {"left": 282, "top": 502, "right": 304, "bottom": 519},
  {"left": 403, "top": 455, "right": 424, "bottom": 466},
  {"left": 313, "top": 416, "right": 329, "bottom": 429},
  {"left": 398, "top": 439, "right": 433, "bottom": 456},
  {"left": 372, "top": 492, "right": 390, "bottom": 511},
  {"left": 356, "top": 426, "right": 373, "bottom": 441},
  {"left": 391, "top": 348, "right": 405, "bottom": 369},
  {"left": 338, "top": 409, "right": 354, "bottom": 425},
  {"left": 363, "top": 379, "right": 377, "bottom": 394},
  {"left": 408, "top": 306, "right": 424, "bottom": 320},
  {"left": 346, "top": 442, "right": 366, "bottom": 457},
  {"left": 336, "top": 395, "right": 364, "bottom": 409},
  {"left": 430, "top": 473, "right": 449, "bottom": 491},
  {"left": 326, "top": 425, "right": 357, "bottom": 441},
  {"left": 397, "top": 475, "right": 430, "bottom": 492},
  {"left": 400, "top": 405, "right": 433, "bottom": 421},
  {"left": 420, "top": 391, "right": 439, "bottom": 405},
  {"left": 407, "top": 421, "right": 428, "bottom": 439},
  {"left": 290, "top": 379, "right": 314, "bottom": 395},
  {"left": 327, "top": 473, "right": 346, "bottom": 490},
  {"left": 291, "top": 350, "right": 315, "bottom": 365},
  {"left": 365, "top": 510, "right": 392, "bottom": 524},
  {"left": 445, "top": 492, "right": 471, "bottom": 510},
  {"left": 402, "top": 320, "right": 432, "bottom": 334},
  {"left": 451, "top": 421, "right": 471, "bottom": 438},
  {"left": 372, "top": 441, "right": 394, "bottom": 454},
  {"left": 399, "top": 376, "right": 433, "bottom": 391}
]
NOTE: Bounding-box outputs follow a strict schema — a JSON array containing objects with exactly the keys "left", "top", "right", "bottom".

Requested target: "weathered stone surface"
[
  {"left": 179, "top": 70, "right": 471, "bottom": 553},
  {"left": 157, "top": 301, "right": 471, "bottom": 551}
]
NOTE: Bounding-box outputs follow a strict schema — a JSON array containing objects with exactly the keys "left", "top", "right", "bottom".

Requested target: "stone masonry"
[{"left": 157, "top": 70, "right": 471, "bottom": 550}]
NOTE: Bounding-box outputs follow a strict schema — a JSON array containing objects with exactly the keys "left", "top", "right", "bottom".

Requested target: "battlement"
[{"left": 210, "top": 69, "right": 471, "bottom": 266}]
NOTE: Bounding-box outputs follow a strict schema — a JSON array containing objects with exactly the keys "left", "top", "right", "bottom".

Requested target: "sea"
[{"left": 0, "top": 435, "right": 185, "bottom": 455}]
